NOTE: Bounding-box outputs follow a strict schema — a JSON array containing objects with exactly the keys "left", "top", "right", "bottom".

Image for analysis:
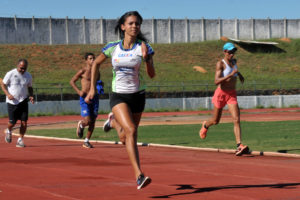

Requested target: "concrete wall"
[
  {"left": 0, "top": 95, "right": 299, "bottom": 116},
  {"left": 0, "top": 16, "right": 298, "bottom": 44}
]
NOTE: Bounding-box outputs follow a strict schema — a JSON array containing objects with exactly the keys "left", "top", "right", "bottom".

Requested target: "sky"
[{"left": 1, "top": 0, "right": 300, "bottom": 20}]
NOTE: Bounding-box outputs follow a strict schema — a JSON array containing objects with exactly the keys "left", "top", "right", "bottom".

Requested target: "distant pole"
[
  {"left": 14, "top": 15, "right": 17, "bottom": 30},
  {"left": 268, "top": 17, "right": 271, "bottom": 39},
  {"left": 218, "top": 17, "right": 222, "bottom": 39},
  {"left": 284, "top": 17, "right": 287, "bottom": 38},
  {"left": 100, "top": 17, "right": 104, "bottom": 44},
  {"left": 185, "top": 17, "right": 190, "bottom": 43},
  {"left": 251, "top": 18, "right": 255, "bottom": 40},
  {"left": 31, "top": 16, "right": 35, "bottom": 31},
  {"left": 201, "top": 17, "right": 206, "bottom": 41},
  {"left": 65, "top": 16, "right": 69, "bottom": 44},
  {"left": 278, "top": 95, "right": 283, "bottom": 108},
  {"left": 49, "top": 16, "right": 52, "bottom": 45},
  {"left": 235, "top": 18, "right": 239, "bottom": 39},
  {"left": 168, "top": 17, "right": 173, "bottom": 43},
  {"left": 152, "top": 17, "right": 156, "bottom": 43},
  {"left": 254, "top": 96, "right": 258, "bottom": 108},
  {"left": 83, "top": 16, "right": 86, "bottom": 44}
]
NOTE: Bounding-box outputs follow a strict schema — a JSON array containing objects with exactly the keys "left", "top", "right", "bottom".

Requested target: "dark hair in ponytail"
[{"left": 115, "top": 11, "right": 148, "bottom": 42}]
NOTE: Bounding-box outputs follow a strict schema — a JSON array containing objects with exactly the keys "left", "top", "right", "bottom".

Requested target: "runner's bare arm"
[
  {"left": 214, "top": 61, "right": 238, "bottom": 85},
  {"left": 0, "top": 81, "right": 14, "bottom": 100},
  {"left": 237, "top": 72, "right": 245, "bottom": 84},
  {"left": 141, "top": 42, "right": 148, "bottom": 60},
  {"left": 141, "top": 42, "right": 155, "bottom": 78},
  {"left": 28, "top": 86, "right": 34, "bottom": 104},
  {"left": 70, "top": 69, "right": 85, "bottom": 96},
  {"left": 145, "top": 54, "right": 155, "bottom": 78},
  {"left": 85, "top": 53, "right": 106, "bottom": 103}
]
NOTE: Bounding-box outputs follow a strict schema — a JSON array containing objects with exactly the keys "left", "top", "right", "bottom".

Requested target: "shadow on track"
[{"left": 150, "top": 183, "right": 300, "bottom": 198}]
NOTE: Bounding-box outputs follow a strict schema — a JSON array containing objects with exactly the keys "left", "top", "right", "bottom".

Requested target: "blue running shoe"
[{"left": 137, "top": 174, "right": 151, "bottom": 190}]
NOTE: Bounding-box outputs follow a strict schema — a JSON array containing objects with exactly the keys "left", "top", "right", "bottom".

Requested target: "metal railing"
[{"left": 1, "top": 80, "right": 298, "bottom": 102}]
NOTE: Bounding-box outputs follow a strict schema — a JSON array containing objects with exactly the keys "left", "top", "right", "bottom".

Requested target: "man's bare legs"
[
  {"left": 7, "top": 122, "right": 14, "bottom": 133},
  {"left": 77, "top": 116, "right": 95, "bottom": 148},
  {"left": 19, "top": 121, "right": 27, "bottom": 139},
  {"left": 81, "top": 116, "right": 95, "bottom": 140}
]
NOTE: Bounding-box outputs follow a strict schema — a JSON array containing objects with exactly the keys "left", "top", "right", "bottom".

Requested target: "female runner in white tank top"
[
  {"left": 85, "top": 11, "right": 155, "bottom": 189},
  {"left": 199, "top": 42, "right": 249, "bottom": 156}
]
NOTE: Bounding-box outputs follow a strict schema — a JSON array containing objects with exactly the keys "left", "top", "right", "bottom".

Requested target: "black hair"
[
  {"left": 84, "top": 52, "right": 95, "bottom": 60},
  {"left": 18, "top": 58, "right": 28, "bottom": 66},
  {"left": 115, "top": 11, "right": 148, "bottom": 42}
]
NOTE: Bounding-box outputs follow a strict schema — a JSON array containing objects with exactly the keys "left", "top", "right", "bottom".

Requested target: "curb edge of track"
[{"left": 18, "top": 133, "right": 300, "bottom": 159}]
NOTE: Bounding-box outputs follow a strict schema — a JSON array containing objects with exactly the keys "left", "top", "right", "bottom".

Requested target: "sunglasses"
[{"left": 227, "top": 49, "right": 237, "bottom": 54}]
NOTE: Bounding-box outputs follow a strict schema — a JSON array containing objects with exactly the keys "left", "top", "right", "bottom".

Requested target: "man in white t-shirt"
[{"left": 0, "top": 59, "right": 34, "bottom": 148}]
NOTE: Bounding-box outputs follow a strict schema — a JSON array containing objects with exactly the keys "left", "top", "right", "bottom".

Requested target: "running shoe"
[
  {"left": 82, "top": 141, "right": 93, "bottom": 148},
  {"left": 137, "top": 174, "right": 151, "bottom": 190},
  {"left": 236, "top": 144, "right": 249, "bottom": 156},
  {"left": 103, "top": 112, "right": 114, "bottom": 132},
  {"left": 199, "top": 121, "right": 208, "bottom": 139},
  {"left": 16, "top": 140, "right": 25, "bottom": 148},
  {"left": 76, "top": 121, "right": 84, "bottom": 138},
  {"left": 4, "top": 129, "right": 12, "bottom": 143}
]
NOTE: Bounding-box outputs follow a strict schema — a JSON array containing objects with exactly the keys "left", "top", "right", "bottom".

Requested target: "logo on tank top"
[{"left": 118, "top": 53, "right": 133, "bottom": 57}]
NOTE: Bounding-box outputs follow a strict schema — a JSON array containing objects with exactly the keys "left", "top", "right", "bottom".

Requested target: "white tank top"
[
  {"left": 222, "top": 59, "right": 238, "bottom": 77},
  {"left": 102, "top": 40, "right": 154, "bottom": 93}
]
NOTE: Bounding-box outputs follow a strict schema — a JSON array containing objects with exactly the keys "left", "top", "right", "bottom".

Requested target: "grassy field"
[
  {"left": 0, "top": 39, "right": 299, "bottom": 91},
  {"left": 27, "top": 120, "right": 300, "bottom": 154}
]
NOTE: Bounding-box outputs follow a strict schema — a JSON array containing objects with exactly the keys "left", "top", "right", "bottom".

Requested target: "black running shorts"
[
  {"left": 7, "top": 99, "right": 29, "bottom": 124},
  {"left": 110, "top": 90, "right": 145, "bottom": 113}
]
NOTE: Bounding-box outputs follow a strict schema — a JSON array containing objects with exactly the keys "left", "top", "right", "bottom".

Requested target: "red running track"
[
  {"left": 0, "top": 136, "right": 300, "bottom": 200},
  {"left": 0, "top": 108, "right": 300, "bottom": 199},
  {"left": 0, "top": 108, "right": 300, "bottom": 127}
]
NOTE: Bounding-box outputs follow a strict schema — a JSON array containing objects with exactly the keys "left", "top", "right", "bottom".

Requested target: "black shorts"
[
  {"left": 7, "top": 99, "right": 29, "bottom": 124},
  {"left": 110, "top": 90, "right": 145, "bottom": 113}
]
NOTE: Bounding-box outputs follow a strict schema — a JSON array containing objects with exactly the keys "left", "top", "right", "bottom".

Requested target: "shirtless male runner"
[{"left": 70, "top": 52, "right": 102, "bottom": 148}]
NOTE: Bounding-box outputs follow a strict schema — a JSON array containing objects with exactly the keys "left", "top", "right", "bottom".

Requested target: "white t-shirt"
[{"left": 2, "top": 68, "right": 33, "bottom": 105}]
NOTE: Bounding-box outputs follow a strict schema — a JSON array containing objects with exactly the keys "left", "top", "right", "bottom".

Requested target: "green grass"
[
  {"left": 27, "top": 120, "right": 300, "bottom": 154},
  {"left": 0, "top": 39, "right": 300, "bottom": 94}
]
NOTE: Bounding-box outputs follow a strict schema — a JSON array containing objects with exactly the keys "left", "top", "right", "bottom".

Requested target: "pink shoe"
[
  {"left": 199, "top": 121, "right": 208, "bottom": 139},
  {"left": 236, "top": 144, "right": 249, "bottom": 156}
]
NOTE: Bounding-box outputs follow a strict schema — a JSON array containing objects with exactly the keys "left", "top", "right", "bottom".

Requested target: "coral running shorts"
[{"left": 212, "top": 87, "right": 238, "bottom": 108}]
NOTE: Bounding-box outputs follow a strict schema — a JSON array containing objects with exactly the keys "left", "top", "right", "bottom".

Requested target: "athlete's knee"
[
  {"left": 20, "top": 121, "right": 27, "bottom": 127},
  {"left": 89, "top": 119, "right": 96, "bottom": 126},
  {"left": 82, "top": 118, "right": 91, "bottom": 126},
  {"left": 8, "top": 122, "right": 16, "bottom": 127},
  {"left": 232, "top": 116, "right": 240, "bottom": 124},
  {"left": 124, "top": 125, "right": 137, "bottom": 137}
]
